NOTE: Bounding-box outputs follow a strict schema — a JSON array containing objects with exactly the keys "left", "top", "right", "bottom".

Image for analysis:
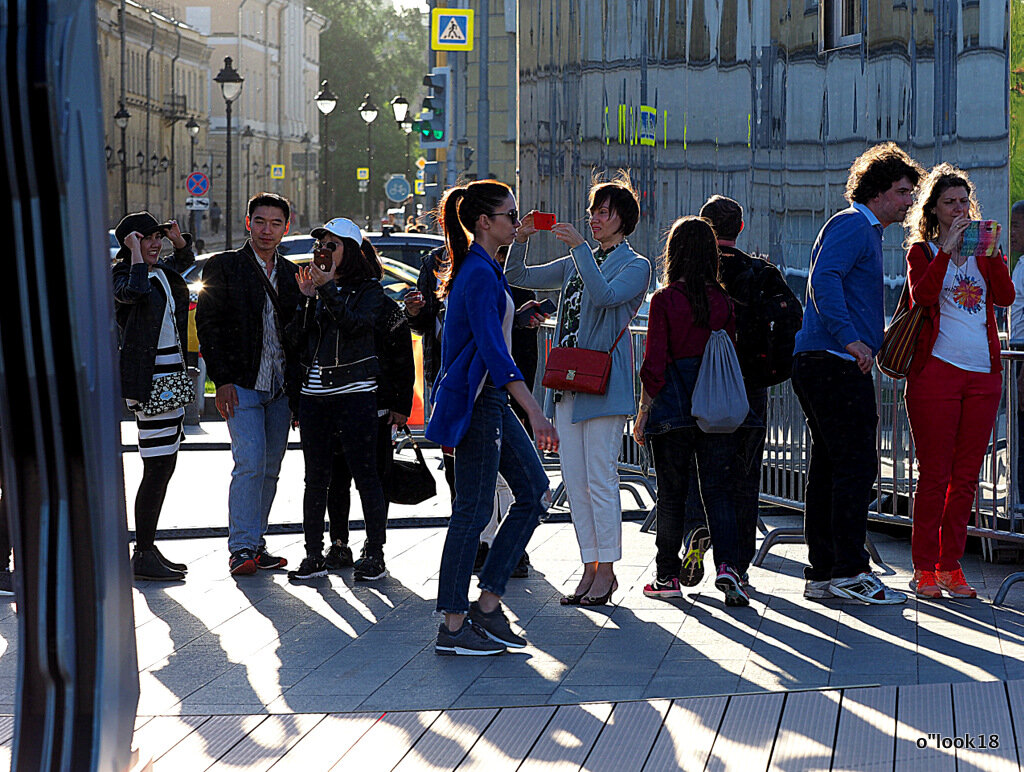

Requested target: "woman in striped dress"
[{"left": 113, "top": 212, "right": 195, "bottom": 581}]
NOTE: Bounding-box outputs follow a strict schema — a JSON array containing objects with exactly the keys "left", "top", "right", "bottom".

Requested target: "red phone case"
[{"left": 534, "top": 212, "right": 556, "bottom": 230}]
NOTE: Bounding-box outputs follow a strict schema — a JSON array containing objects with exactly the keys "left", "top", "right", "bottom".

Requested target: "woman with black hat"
[{"left": 112, "top": 212, "right": 195, "bottom": 581}]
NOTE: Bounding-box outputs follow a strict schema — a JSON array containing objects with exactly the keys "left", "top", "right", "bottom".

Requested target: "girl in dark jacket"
[
  {"left": 324, "top": 239, "right": 415, "bottom": 570},
  {"left": 111, "top": 212, "right": 195, "bottom": 581},
  {"left": 287, "top": 219, "right": 389, "bottom": 582},
  {"left": 633, "top": 217, "right": 747, "bottom": 607}
]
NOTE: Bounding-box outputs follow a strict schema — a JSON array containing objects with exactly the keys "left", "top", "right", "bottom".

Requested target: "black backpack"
[{"left": 720, "top": 247, "right": 803, "bottom": 388}]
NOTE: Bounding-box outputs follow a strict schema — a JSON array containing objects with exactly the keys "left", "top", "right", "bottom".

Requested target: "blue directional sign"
[
  {"left": 384, "top": 175, "right": 412, "bottom": 203},
  {"left": 185, "top": 171, "right": 209, "bottom": 197}
]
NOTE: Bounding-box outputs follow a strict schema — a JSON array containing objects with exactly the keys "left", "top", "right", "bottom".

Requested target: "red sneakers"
[{"left": 936, "top": 568, "right": 977, "bottom": 598}]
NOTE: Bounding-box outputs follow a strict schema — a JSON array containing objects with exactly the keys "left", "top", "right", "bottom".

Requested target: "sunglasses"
[
  {"left": 313, "top": 241, "right": 338, "bottom": 252},
  {"left": 490, "top": 209, "right": 519, "bottom": 222}
]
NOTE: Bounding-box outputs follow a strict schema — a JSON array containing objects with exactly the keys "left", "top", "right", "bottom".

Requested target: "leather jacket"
[
  {"left": 112, "top": 238, "right": 195, "bottom": 401},
  {"left": 289, "top": 277, "right": 386, "bottom": 388}
]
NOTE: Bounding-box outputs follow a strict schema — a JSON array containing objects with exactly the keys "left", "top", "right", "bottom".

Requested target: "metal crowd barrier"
[{"left": 537, "top": 319, "right": 1024, "bottom": 605}]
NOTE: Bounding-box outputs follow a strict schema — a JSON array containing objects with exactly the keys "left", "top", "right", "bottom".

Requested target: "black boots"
[{"left": 132, "top": 548, "right": 185, "bottom": 581}]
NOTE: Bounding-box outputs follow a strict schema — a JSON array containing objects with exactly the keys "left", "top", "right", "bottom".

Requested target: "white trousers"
[{"left": 554, "top": 393, "right": 626, "bottom": 563}]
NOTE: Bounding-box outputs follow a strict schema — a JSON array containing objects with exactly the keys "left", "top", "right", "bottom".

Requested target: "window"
[{"left": 820, "top": 0, "right": 862, "bottom": 51}]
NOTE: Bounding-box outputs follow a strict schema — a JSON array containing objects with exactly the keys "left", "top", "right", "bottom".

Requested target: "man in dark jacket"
[
  {"left": 678, "top": 195, "right": 802, "bottom": 590},
  {"left": 195, "top": 192, "right": 303, "bottom": 576}
]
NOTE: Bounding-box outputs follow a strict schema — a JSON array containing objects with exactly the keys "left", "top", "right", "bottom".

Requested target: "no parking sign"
[{"left": 185, "top": 171, "right": 209, "bottom": 197}]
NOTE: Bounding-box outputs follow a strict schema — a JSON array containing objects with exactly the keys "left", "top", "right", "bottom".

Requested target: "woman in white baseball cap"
[{"left": 286, "top": 218, "right": 392, "bottom": 584}]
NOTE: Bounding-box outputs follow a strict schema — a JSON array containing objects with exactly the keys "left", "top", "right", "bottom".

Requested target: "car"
[
  {"left": 365, "top": 230, "right": 444, "bottom": 271},
  {"left": 181, "top": 248, "right": 421, "bottom": 355},
  {"left": 109, "top": 229, "right": 120, "bottom": 261}
]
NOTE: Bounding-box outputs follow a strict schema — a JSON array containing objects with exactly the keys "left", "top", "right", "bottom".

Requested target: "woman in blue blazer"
[
  {"left": 506, "top": 175, "right": 651, "bottom": 606},
  {"left": 426, "top": 179, "right": 559, "bottom": 657}
]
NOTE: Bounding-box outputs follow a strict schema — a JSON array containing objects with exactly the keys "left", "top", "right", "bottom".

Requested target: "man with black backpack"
[{"left": 677, "top": 195, "right": 803, "bottom": 588}]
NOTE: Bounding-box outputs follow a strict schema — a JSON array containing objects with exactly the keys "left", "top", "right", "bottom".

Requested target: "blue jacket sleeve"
[
  {"left": 570, "top": 244, "right": 651, "bottom": 308},
  {"left": 807, "top": 217, "right": 869, "bottom": 349},
  {"left": 462, "top": 265, "right": 524, "bottom": 389},
  {"left": 504, "top": 240, "right": 571, "bottom": 291}
]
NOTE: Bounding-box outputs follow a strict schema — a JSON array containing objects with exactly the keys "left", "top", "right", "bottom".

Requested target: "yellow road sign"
[
  {"left": 414, "top": 179, "right": 425, "bottom": 195},
  {"left": 415, "top": 156, "right": 427, "bottom": 170},
  {"left": 356, "top": 167, "right": 370, "bottom": 181},
  {"left": 270, "top": 164, "right": 285, "bottom": 179},
  {"left": 431, "top": 8, "right": 473, "bottom": 52}
]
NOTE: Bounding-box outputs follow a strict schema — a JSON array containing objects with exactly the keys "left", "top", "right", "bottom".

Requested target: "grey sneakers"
[{"left": 435, "top": 619, "right": 506, "bottom": 656}]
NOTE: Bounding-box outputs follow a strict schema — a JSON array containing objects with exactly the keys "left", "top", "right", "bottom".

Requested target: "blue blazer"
[{"left": 425, "top": 243, "right": 524, "bottom": 447}]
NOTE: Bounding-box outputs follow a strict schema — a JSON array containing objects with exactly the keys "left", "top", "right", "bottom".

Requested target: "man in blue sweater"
[{"left": 792, "top": 142, "right": 922, "bottom": 605}]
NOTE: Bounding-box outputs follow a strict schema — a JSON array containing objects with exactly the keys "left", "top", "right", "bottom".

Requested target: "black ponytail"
[{"left": 435, "top": 179, "right": 513, "bottom": 299}]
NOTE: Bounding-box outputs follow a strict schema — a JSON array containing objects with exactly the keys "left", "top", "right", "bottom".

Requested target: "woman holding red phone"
[
  {"left": 903, "top": 164, "right": 1015, "bottom": 598},
  {"left": 505, "top": 173, "right": 651, "bottom": 606}
]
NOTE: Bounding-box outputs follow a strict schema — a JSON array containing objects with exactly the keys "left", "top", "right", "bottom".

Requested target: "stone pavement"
[{"left": 4, "top": 512, "right": 1024, "bottom": 767}]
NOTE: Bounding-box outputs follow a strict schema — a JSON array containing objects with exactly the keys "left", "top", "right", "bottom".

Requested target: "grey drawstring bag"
[{"left": 691, "top": 328, "right": 749, "bottom": 433}]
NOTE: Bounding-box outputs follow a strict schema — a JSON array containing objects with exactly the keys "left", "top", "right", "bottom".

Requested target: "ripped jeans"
[{"left": 436, "top": 385, "right": 550, "bottom": 614}]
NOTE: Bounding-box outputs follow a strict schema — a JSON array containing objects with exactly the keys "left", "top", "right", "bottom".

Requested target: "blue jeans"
[
  {"left": 225, "top": 385, "right": 291, "bottom": 554},
  {"left": 436, "top": 386, "right": 549, "bottom": 614}
]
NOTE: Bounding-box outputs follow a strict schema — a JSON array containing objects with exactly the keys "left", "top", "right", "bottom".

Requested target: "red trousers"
[{"left": 905, "top": 357, "right": 1001, "bottom": 571}]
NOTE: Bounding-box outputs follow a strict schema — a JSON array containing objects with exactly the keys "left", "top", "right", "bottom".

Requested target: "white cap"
[{"left": 311, "top": 217, "right": 362, "bottom": 244}]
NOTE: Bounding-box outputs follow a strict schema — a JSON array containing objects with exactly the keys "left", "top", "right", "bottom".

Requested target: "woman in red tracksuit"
[{"left": 903, "top": 164, "right": 1015, "bottom": 599}]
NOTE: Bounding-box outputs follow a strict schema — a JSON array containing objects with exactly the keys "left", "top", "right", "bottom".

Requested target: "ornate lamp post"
[
  {"left": 300, "top": 131, "right": 312, "bottom": 227},
  {"left": 391, "top": 95, "right": 413, "bottom": 181},
  {"left": 359, "top": 93, "right": 378, "bottom": 225},
  {"left": 114, "top": 102, "right": 130, "bottom": 217},
  {"left": 240, "top": 125, "right": 254, "bottom": 203},
  {"left": 185, "top": 116, "right": 200, "bottom": 235},
  {"left": 213, "top": 57, "right": 244, "bottom": 249},
  {"left": 314, "top": 80, "right": 337, "bottom": 221}
]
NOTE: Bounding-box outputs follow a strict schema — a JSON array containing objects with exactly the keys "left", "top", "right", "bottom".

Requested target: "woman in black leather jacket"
[
  {"left": 111, "top": 211, "right": 195, "bottom": 582},
  {"left": 324, "top": 238, "right": 414, "bottom": 573},
  {"left": 286, "top": 218, "right": 389, "bottom": 582}
]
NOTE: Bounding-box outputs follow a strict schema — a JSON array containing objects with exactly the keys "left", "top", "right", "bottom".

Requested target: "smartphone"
[
  {"left": 534, "top": 212, "right": 556, "bottom": 230},
  {"left": 312, "top": 246, "right": 333, "bottom": 272},
  {"left": 961, "top": 220, "right": 1001, "bottom": 259}
]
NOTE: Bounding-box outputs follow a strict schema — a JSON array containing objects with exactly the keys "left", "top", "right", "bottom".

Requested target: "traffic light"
[
  {"left": 415, "top": 67, "right": 450, "bottom": 150},
  {"left": 423, "top": 160, "right": 441, "bottom": 196},
  {"left": 463, "top": 146, "right": 474, "bottom": 170}
]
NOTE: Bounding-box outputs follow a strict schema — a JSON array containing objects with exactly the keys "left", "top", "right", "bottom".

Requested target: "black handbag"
[{"left": 385, "top": 426, "right": 437, "bottom": 506}]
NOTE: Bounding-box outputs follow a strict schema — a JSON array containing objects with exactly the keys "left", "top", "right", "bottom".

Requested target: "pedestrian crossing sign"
[
  {"left": 431, "top": 8, "right": 473, "bottom": 52},
  {"left": 270, "top": 164, "right": 285, "bottom": 179}
]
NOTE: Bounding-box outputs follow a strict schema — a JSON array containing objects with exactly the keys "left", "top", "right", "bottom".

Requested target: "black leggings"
[{"left": 134, "top": 453, "right": 178, "bottom": 550}]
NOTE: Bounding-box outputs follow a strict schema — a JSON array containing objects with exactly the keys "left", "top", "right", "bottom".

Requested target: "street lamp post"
[
  {"left": 185, "top": 116, "right": 200, "bottom": 236},
  {"left": 114, "top": 102, "right": 130, "bottom": 217},
  {"left": 314, "top": 80, "right": 337, "bottom": 221},
  {"left": 300, "top": 132, "right": 312, "bottom": 227},
  {"left": 391, "top": 95, "right": 413, "bottom": 182},
  {"left": 359, "top": 93, "right": 378, "bottom": 226},
  {"left": 241, "top": 125, "right": 254, "bottom": 204},
  {"left": 214, "top": 57, "right": 244, "bottom": 249}
]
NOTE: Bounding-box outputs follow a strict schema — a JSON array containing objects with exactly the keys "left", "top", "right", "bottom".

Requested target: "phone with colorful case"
[{"left": 961, "top": 220, "right": 1001, "bottom": 259}]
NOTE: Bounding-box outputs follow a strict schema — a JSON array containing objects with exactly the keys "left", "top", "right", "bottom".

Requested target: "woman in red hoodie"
[{"left": 903, "top": 164, "right": 1015, "bottom": 599}]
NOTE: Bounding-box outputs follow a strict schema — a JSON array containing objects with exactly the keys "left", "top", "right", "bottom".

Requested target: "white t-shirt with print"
[{"left": 930, "top": 252, "right": 991, "bottom": 373}]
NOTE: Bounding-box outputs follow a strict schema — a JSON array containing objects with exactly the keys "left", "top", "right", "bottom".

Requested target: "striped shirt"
[
  {"left": 130, "top": 269, "right": 185, "bottom": 458},
  {"left": 300, "top": 363, "right": 376, "bottom": 397},
  {"left": 254, "top": 256, "right": 286, "bottom": 392}
]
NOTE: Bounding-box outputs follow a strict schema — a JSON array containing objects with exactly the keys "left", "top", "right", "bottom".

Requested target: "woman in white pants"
[{"left": 505, "top": 174, "right": 651, "bottom": 605}]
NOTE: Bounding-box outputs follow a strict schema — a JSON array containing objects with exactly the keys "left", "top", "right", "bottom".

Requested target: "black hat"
[{"left": 114, "top": 211, "right": 173, "bottom": 261}]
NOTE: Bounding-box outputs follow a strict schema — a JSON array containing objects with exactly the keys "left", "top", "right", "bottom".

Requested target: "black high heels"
[{"left": 580, "top": 578, "right": 618, "bottom": 607}]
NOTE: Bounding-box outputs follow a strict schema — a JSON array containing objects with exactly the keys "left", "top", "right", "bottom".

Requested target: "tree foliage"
[{"left": 308, "top": 0, "right": 428, "bottom": 225}]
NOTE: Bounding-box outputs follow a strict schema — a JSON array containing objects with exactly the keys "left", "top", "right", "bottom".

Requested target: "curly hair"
[
  {"left": 904, "top": 163, "right": 980, "bottom": 248},
  {"left": 660, "top": 216, "right": 724, "bottom": 329},
  {"left": 844, "top": 142, "right": 923, "bottom": 205},
  {"left": 434, "top": 179, "right": 513, "bottom": 299}
]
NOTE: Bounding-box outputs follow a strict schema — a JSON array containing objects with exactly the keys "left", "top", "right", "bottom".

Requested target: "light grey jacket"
[{"left": 505, "top": 238, "right": 651, "bottom": 423}]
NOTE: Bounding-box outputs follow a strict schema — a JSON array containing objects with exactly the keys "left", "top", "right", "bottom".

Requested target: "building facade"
[
  {"left": 179, "top": 0, "right": 329, "bottom": 236},
  {"left": 518, "top": 0, "right": 1009, "bottom": 313},
  {"left": 98, "top": 0, "right": 212, "bottom": 227}
]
